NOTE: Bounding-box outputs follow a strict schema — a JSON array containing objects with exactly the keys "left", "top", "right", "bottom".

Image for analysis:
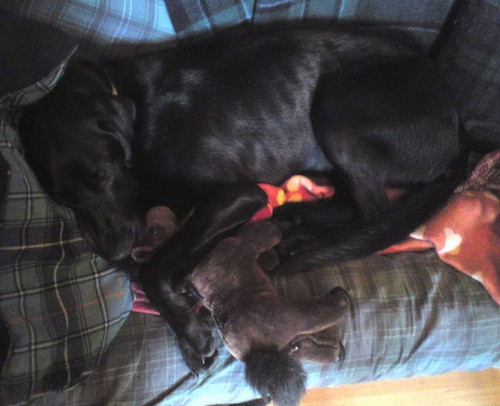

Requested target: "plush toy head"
[
  {"left": 131, "top": 206, "right": 179, "bottom": 263},
  {"left": 186, "top": 220, "right": 349, "bottom": 363}
]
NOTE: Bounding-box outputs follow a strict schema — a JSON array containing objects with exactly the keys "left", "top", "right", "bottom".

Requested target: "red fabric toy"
[
  {"left": 253, "top": 175, "right": 334, "bottom": 220},
  {"left": 380, "top": 150, "right": 500, "bottom": 304}
]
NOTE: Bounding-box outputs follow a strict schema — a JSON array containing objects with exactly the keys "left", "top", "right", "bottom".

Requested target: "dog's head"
[{"left": 19, "top": 91, "right": 142, "bottom": 261}]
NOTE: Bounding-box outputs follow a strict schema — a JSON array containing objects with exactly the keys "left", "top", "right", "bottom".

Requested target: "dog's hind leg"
[
  {"left": 311, "top": 58, "right": 461, "bottom": 223},
  {"left": 271, "top": 180, "right": 356, "bottom": 258},
  {"left": 277, "top": 59, "right": 464, "bottom": 273},
  {"left": 310, "top": 76, "right": 394, "bottom": 222}
]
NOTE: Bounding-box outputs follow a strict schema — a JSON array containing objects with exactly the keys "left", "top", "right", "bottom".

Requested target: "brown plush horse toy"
[{"left": 186, "top": 220, "right": 350, "bottom": 406}]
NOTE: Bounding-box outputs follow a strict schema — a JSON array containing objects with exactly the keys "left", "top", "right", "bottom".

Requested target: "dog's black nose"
[{"left": 101, "top": 221, "right": 141, "bottom": 262}]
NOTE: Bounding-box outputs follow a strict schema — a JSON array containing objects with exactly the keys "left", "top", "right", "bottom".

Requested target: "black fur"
[
  {"left": 113, "top": 27, "right": 463, "bottom": 370},
  {"left": 18, "top": 26, "right": 465, "bottom": 377},
  {"left": 109, "top": 28, "right": 463, "bottom": 275},
  {"left": 18, "top": 61, "right": 141, "bottom": 261},
  {"left": 245, "top": 349, "right": 306, "bottom": 406},
  {"left": 273, "top": 159, "right": 466, "bottom": 273}
]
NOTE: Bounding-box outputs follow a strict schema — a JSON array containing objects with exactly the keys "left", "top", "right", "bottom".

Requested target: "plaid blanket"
[
  {"left": 0, "top": 0, "right": 455, "bottom": 58},
  {"left": 0, "top": 60, "right": 134, "bottom": 405},
  {"left": 34, "top": 253, "right": 500, "bottom": 406}
]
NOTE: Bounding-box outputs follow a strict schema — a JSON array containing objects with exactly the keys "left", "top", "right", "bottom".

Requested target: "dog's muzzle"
[{"left": 76, "top": 211, "right": 142, "bottom": 262}]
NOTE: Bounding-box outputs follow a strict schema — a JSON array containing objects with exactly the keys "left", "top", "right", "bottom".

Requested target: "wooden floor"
[{"left": 299, "top": 368, "right": 500, "bottom": 406}]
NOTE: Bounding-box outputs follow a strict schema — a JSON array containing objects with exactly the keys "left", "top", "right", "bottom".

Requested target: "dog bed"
[{"left": 0, "top": 1, "right": 499, "bottom": 405}]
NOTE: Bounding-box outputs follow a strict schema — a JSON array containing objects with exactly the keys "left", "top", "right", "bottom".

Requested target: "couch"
[{"left": 0, "top": 1, "right": 499, "bottom": 405}]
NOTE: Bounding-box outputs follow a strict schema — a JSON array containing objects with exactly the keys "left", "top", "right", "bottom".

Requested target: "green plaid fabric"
[
  {"left": 33, "top": 252, "right": 500, "bottom": 406},
  {"left": 0, "top": 0, "right": 176, "bottom": 58},
  {"left": 0, "top": 62, "right": 134, "bottom": 405},
  {"left": 165, "top": 0, "right": 453, "bottom": 48},
  {"left": 0, "top": 0, "right": 455, "bottom": 57},
  {"left": 435, "top": 0, "right": 500, "bottom": 151}
]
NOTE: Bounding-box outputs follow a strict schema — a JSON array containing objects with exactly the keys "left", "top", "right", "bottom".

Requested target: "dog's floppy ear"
[
  {"left": 95, "top": 95, "right": 136, "bottom": 165},
  {"left": 108, "top": 95, "right": 136, "bottom": 132},
  {"left": 110, "top": 96, "right": 136, "bottom": 165}
]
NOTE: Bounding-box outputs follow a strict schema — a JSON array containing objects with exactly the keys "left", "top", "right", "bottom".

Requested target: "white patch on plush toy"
[
  {"left": 438, "top": 227, "right": 462, "bottom": 254},
  {"left": 471, "top": 271, "right": 484, "bottom": 284},
  {"left": 410, "top": 225, "right": 426, "bottom": 240}
]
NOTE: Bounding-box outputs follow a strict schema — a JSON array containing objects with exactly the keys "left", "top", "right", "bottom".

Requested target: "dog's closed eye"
[
  {"left": 94, "top": 166, "right": 112, "bottom": 186},
  {"left": 94, "top": 119, "right": 133, "bottom": 166},
  {"left": 81, "top": 165, "right": 112, "bottom": 191},
  {"left": 97, "top": 168, "right": 111, "bottom": 183}
]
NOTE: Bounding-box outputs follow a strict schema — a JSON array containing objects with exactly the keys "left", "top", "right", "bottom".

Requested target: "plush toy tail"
[{"left": 244, "top": 349, "right": 306, "bottom": 406}]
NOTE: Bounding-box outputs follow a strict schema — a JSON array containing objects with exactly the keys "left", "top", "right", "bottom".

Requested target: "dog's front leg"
[
  {"left": 139, "top": 267, "right": 217, "bottom": 374},
  {"left": 140, "top": 182, "right": 267, "bottom": 372},
  {"left": 155, "top": 181, "right": 269, "bottom": 283}
]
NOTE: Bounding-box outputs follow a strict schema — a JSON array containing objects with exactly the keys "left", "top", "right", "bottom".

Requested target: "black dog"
[
  {"left": 19, "top": 26, "right": 465, "bottom": 403},
  {"left": 110, "top": 26, "right": 463, "bottom": 365}
]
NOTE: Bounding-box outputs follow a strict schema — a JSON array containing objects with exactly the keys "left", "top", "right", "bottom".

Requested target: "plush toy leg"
[{"left": 288, "top": 287, "right": 350, "bottom": 334}]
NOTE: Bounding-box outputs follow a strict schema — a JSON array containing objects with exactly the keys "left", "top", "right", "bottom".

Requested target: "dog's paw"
[
  {"left": 274, "top": 227, "right": 313, "bottom": 260},
  {"left": 179, "top": 340, "right": 218, "bottom": 374},
  {"left": 177, "top": 310, "right": 218, "bottom": 374},
  {"left": 335, "top": 340, "right": 346, "bottom": 362}
]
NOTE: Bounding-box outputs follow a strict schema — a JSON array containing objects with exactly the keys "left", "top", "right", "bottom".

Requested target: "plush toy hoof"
[
  {"left": 329, "top": 286, "right": 350, "bottom": 308},
  {"left": 336, "top": 341, "right": 346, "bottom": 362}
]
